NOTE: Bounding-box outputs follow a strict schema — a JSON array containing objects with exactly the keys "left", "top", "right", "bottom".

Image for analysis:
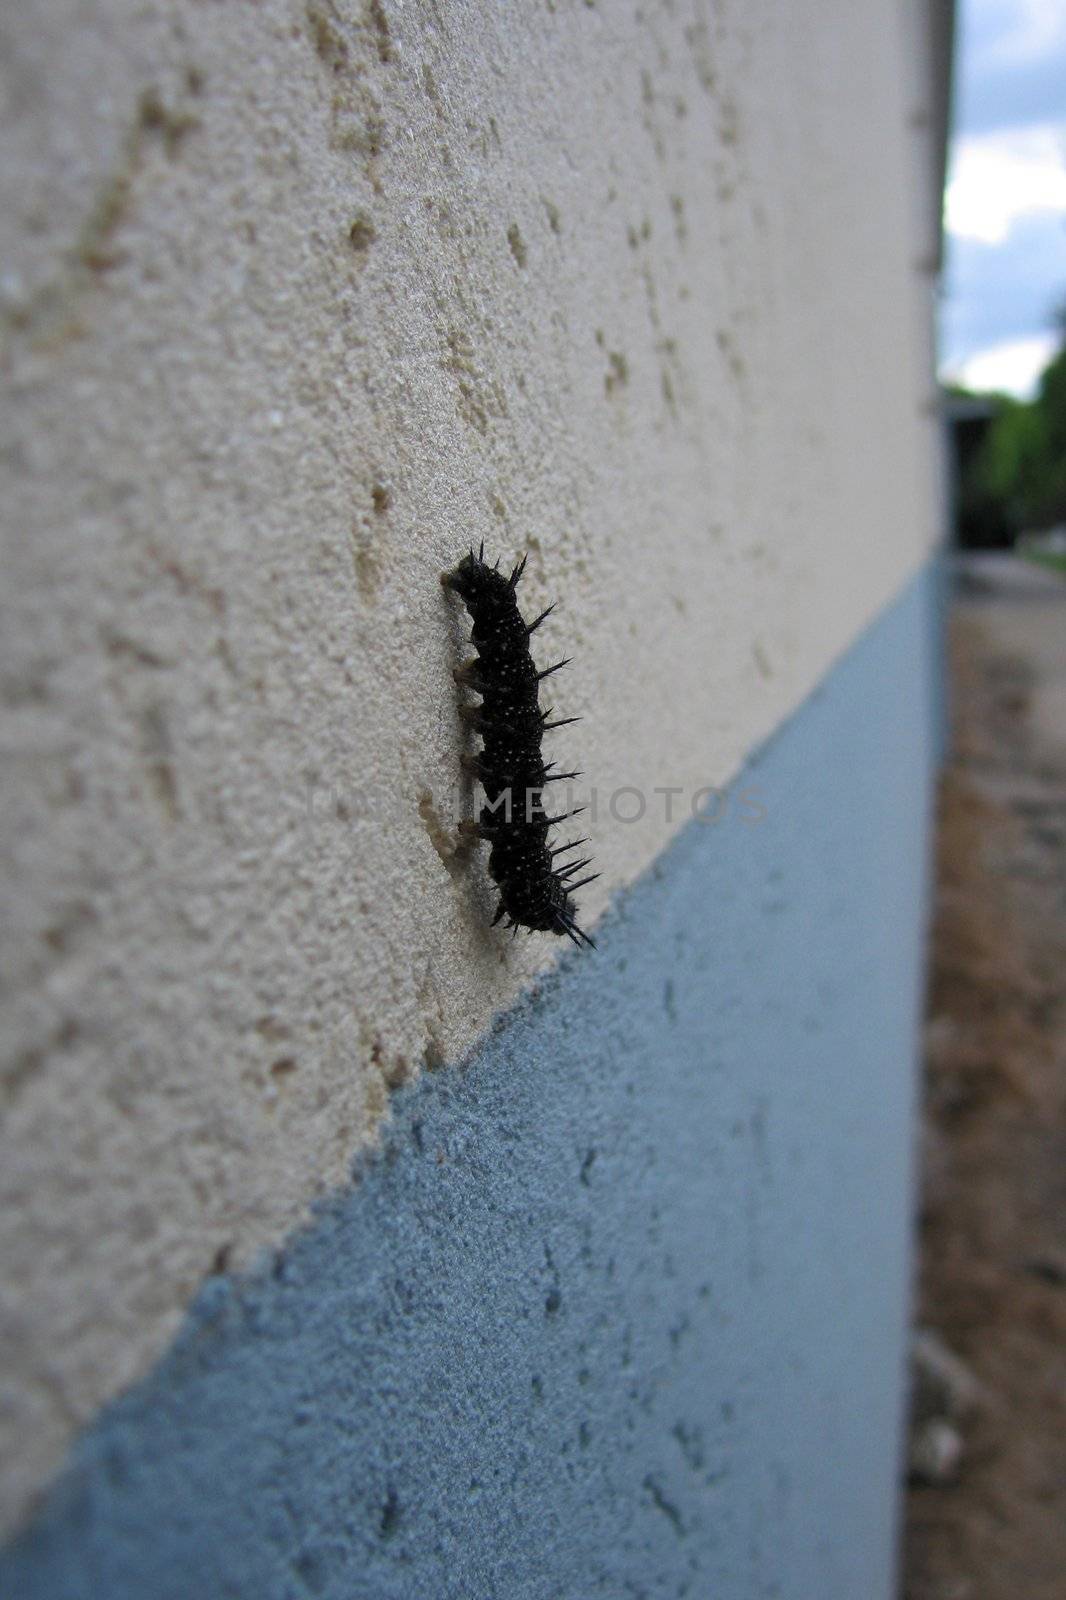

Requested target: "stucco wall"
[
  {"left": 1, "top": 569, "right": 937, "bottom": 1598},
  {"left": 1, "top": 0, "right": 943, "bottom": 1538}
]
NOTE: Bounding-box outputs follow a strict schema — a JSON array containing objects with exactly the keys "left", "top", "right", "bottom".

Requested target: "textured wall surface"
[
  {"left": 1, "top": 0, "right": 943, "bottom": 1535},
  {"left": 0, "top": 570, "right": 937, "bottom": 1598}
]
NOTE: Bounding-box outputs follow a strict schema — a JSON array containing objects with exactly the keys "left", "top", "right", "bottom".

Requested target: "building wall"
[
  {"left": 0, "top": 0, "right": 946, "bottom": 1582},
  {"left": 1, "top": 570, "right": 939, "bottom": 1597}
]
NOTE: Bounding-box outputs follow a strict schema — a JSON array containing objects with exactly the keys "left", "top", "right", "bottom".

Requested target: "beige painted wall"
[{"left": 0, "top": 0, "right": 942, "bottom": 1533}]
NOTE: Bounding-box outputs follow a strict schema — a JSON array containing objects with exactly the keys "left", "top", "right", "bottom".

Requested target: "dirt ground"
[{"left": 903, "top": 557, "right": 1066, "bottom": 1600}]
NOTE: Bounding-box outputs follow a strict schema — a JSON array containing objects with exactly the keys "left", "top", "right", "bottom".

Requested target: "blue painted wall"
[{"left": 2, "top": 570, "right": 937, "bottom": 1600}]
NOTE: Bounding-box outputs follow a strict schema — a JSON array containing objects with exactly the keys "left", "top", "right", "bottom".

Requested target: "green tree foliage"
[
  {"left": 956, "top": 309, "right": 1066, "bottom": 542},
  {"left": 1031, "top": 337, "right": 1066, "bottom": 526}
]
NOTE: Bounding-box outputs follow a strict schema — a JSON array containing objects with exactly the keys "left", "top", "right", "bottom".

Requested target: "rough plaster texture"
[
  {"left": 0, "top": 570, "right": 937, "bottom": 1596},
  {"left": 1, "top": 0, "right": 942, "bottom": 1532}
]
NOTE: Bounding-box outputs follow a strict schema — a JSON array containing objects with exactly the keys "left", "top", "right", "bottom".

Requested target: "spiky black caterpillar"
[{"left": 443, "top": 544, "right": 596, "bottom": 949}]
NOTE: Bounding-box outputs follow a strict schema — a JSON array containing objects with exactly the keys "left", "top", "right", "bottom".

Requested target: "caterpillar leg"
[{"left": 453, "top": 661, "right": 489, "bottom": 693}]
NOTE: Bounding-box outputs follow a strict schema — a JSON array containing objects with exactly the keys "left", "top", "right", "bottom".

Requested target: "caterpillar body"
[{"left": 443, "top": 545, "right": 597, "bottom": 950}]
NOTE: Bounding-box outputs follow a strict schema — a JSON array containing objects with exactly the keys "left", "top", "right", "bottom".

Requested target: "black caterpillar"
[{"left": 443, "top": 544, "right": 597, "bottom": 949}]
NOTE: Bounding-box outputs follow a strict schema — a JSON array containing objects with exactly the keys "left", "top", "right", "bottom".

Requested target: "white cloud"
[
  {"left": 988, "top": 0, "right": 1066, "bottom": 67},
  {"left": 942, "top": 332, "right": 1060, "bottom": 398},
  {"left": 945, "top": 124, "right": 1066, "bottom": 243}
]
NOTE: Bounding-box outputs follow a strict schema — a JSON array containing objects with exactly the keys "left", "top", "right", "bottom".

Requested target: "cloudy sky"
[{"left": 940, "top": 0, "right": 1066, "bottom": 395}]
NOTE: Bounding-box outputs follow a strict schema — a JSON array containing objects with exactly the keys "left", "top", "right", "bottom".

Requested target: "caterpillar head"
[
  {"left": 443, "top": 544, "right": 527, "bottom": 609},
  {"left": 441, "top": 542, "right": 494, "bottom": 602}
]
